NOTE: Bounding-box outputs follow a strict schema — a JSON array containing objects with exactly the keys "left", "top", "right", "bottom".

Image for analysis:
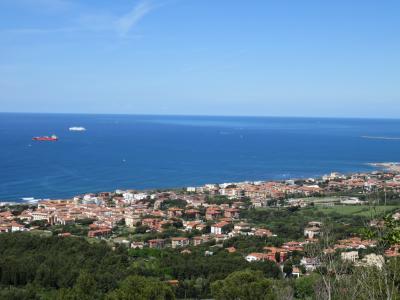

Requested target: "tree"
[
  {"left": 274, "top": 252, "right": 281, "bottom": 263},
  {"left": 221, "top": 223, "right": 234, "bottom": 234},
  {"left": 211, "top": 270, "right": 276, "bottom": 300},
  {"left": 294, "top": 274, "right": 319, "bottom": 299},
  {"left": 72, "top": 271, "right": 98, "bottom": 300},
  {"left": 106, "top": 275, "right": 175, "bottom": 300},
  {"left": 202, "top": 225, "right": 211, "bottom": 234},
  {"left": 283, "top": 261, "right": 293, "bottom": 278},
  {"left": 0, "top": 285, "right": 38, "bottom": 300},
  {"left": 287, "top": 206, "right": 300, "bottom": 213},
  {"left": 135, "top": 225, "right": 149, "bottom": 234}
]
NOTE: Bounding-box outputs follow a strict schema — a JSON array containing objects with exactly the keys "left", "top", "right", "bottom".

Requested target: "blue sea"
[{"left": 0, "top": 113, "right": 399, "bottom": 201}]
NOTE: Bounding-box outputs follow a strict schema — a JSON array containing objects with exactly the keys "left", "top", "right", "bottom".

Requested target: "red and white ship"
[{"left": 32, "top": 134, "right": 58, "bottom": 141}]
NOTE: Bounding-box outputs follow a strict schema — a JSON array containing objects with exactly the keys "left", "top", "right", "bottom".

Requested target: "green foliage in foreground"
[
  {"left": 211, "top": 270, "right": 276, "bottom": 300},
  {"left": 2, "top": 205, "right": 400, "bottom": 299},
  {"left": 0, "top": 233, "right": 281, "bottom": 299},
  {"left": 107, "top": 275, "right": 175, "bottom": 300}
]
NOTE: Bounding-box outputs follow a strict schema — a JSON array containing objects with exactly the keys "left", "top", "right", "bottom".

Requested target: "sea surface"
[{"left": 0, "top": 113, "right": 400, "bottom": 201}]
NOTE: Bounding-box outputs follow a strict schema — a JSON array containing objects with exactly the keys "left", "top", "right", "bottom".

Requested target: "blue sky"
[{"left": 0, "top": 0, "right": 399, "bottom": 118}]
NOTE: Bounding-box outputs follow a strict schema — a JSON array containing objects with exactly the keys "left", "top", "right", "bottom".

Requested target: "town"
[{"left": 1, "top": 168, "right": 400, "bottom": 277}]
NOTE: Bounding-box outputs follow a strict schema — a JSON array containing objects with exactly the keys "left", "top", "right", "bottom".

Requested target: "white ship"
[{"left": 69, "top": 126, "right": 86, "bottom": 131}]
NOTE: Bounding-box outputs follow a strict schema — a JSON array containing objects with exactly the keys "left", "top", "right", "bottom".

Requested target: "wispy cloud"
[
  {"left": 1, "top": 0, "right": 158, "bottom": 38},
  {"left": 115, "top": 0, "right": 156, "bottom": 37}
]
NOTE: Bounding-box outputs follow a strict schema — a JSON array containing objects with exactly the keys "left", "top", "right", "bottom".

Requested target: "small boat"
[
  {"left": 32, "top": 134, "right": 58, "bottom": 141},
  {"left": 69, "top": 126, "right": 86, "bottom": 131}
]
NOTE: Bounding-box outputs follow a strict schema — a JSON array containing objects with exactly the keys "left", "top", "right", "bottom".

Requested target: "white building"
[
  {"left": 323, "top": 172, "right": 346, "bottom": 181},
  {"left": 211, "top": 222, "right": 229, "bottom": 235},
  {"left": 134, "top": 193, "right": 148, "bottom": 201},
  {"left": 11, "top": 223, "right": 26, "bottom": 232},
  {"left": 31, "top": 211, "right": 51, "bottom": 222},
  {"left": 304, "top": 226, "right": 320, "bottom": 239},
  {"left": 300, "top": 257, "right": 320, "bottom": 272},
  {"left": 122, "top": 192, "right": 148, "bottom": 203},
  {"left": 358, "top": 254, "right": 384, "bottom": 269},
  {"left": 204, "top": 184, "right": 219, "bottom": 192},
  {"left": 123, "top": 192, "right": 135, "bottom": 202},
  {"left": 82, "top": 194, "right": 100, "bottom": 205},
  {"left": 125, "top": 215, "right": 141, "bottom": 227},
  {"left": 340, "top": 197, "right": 363, "bottom": 205},
  {"left": 341, "top": 251, "right": 359, "bottom": 263},
  {"left": 245, "top": 253, "right": 268, "bottom": 262}
]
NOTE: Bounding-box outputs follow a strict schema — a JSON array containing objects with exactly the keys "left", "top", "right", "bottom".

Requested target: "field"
[{"left": 316, "top": 205, "right": 399, "bottom": 217}]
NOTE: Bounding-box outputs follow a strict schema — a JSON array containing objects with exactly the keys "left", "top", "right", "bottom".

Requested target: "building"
[
  {"left": 171, "top": 237, "right": 190, "bottom": 248},
  {"left": 0, "top": 225, "right": 11, "bottom": 233},
  {"left": 131, "top": 242, "right": 144, "bottom": 249},
  {"left": 11, "top": 222, "right": 26, "bottom": 232},
  {"left": 167, "top": 207, "right": 184, "bottom": 218},
  {"left": 357, "top": 253, "right": 384, "bottom": 269},
  {"left": 234, "top": 222, "right": 250, "bottom": 231},
  {"left": 206, "top": 208, "right": 222, "bottom": 220},
  {"left": 226, "top": 247, "right": 236, "bottom": 253},
  {"left": 282, "top": 241, "right": 304, "bottom": 252},
  {"left": 123, "top": 192, "right": 135, "bottom": 203},
  {"left": 133, "top": 193, "right": 149, "bottom": 201},
  {"left": 88, "top": 228, "right": 111, "bottom": 238},
  {"left": 184, "top": 221, "right": 203, "bottom": 231},
  {"left": 31, "top": 211, "right": 52, "bottom": 223},
  {"left": 251, "top": 198, "right": 270, "bottom": 208},
  {"left": 304, "top": 226, "right": 320, "bottom": 238},
  {"left": 333, "top": 237, "right": 376, "bottom": 250},
  {"left": 341, "top": 251, "right": 359, "bottom": 263},
  {"left": 254, "top": 228, "right": 273, "bottom": 237},
  {"left": 148, "top": 239, "right": 166, "bottom": 249},
  {"left": 211, "top": 221, "right": 229, "bottom": 235},
  {"left": 304, "top": 222, "right": 321, "bottom": 239},
  {"left": 300, "top": 257, "right": 320, "bottom": 272},
  {"left": 142, "top": 218, "right": 160, "bottom": 230},
  {"left": 385, "top": 244, "right": 400, "bottom": 257},
  {"left": 245, "top": 253, "right": 270, "bottom": 262},
  {"left": 292, "top": 267, "right": 301, "bottom": 278},
  {"left": 55, "top": 215, "right": 75, "bottom": 226},
  {"left": 184, "top": 209, "right": 200, "bottom": 219},
  {"left": 192, "top": 236, "right": 209, "bottom": 246},
  {"left": 125, "top": 215, "right": 141, "bottom": 227},
  {"left": 263, "top": 246, "right": 288, "bottom": 263},
  {"left": 58, "top": 232, "right": 72, "bottom": 237},
  {"left": 219, "top": 187, "right": 244, "bottom": 199},
  {"left": 224, "top": 208, "right": 240, "bottom": 219},
  {"left": 340, "top": 197, "right": 363, "bottom": 205}
]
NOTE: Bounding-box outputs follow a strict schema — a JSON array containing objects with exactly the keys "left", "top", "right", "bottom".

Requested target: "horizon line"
[{"left": 0, "top": 111, "right": 399, "bottom": 121}]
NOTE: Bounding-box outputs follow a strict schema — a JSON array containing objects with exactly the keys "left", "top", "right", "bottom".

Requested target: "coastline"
[
  {"left": 2, "top": 163, "right": 397, "bottom": 204},
  {"left": 367, "top": 162, "right": 400, "bottom": 173}
]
